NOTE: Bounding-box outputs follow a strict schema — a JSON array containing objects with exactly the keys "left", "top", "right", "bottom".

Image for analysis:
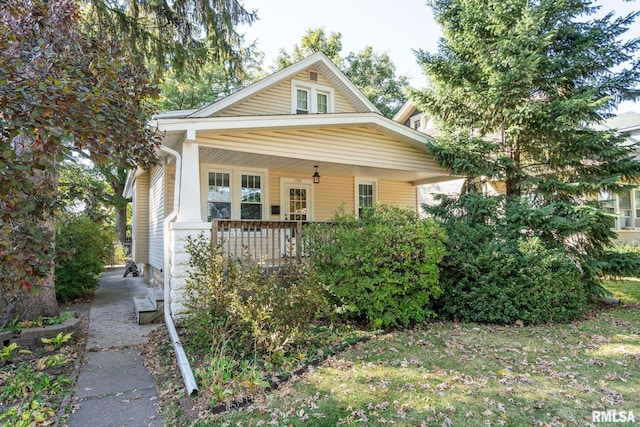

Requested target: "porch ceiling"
[{"left": 199, "top": 146, "right": 449, "bottom": 184}]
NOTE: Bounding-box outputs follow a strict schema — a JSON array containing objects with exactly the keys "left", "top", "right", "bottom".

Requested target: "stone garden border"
[{"left": 0, "top": 314, "right": 81, "bottom": 350}]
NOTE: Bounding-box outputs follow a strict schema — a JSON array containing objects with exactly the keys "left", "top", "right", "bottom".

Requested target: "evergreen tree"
[
  {"left": 81, "top": 0, "right": 256, "bottom": 78},
  {"left": 412, "top": 0, "right": 640, "bottom": 298}
]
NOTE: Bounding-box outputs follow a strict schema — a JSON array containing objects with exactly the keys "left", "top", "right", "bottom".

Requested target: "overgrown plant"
[
  {"left": 182, "top": 233, "right": 329, "bottom": 397},
  {"left": 305, "top": 204, "right": 447, "bottom": 329},
  {"left": 0, "top": 400, "right": 55, "bottom": 427}
]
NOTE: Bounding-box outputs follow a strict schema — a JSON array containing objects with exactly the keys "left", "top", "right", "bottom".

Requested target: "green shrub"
[
  {"left": 428, "top": 194, "right": 591, "bottom": 324},
  {"left": 182, "top": 234, "right": 329, "bottom": 363},
  {"left": 305, "top": 204, "right": 447, "bottom": 329},
  {"left": 55, "top": 216, "right": 113, "bottom": 302},
  {"left": 112, "top": 243, "right": 129, "bottom": 265},
  {"left": 602, "top": 242, "right": 640, "bottom": 278}
]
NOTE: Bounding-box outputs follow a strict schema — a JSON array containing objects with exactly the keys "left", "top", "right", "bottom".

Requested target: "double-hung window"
[
  {"left": 207, "top": 169, "right": 265, "bottom": 221},
  {"left": 208, "top": 172, "right": 231, "bottom": 220},
  {"left": 240, "top": 174, "right": 262, "bottom": 220},
  {"left": 316, "top": 92, "right": 328, "bottom": 114},
  {"left": 291, "top": 79, "right": 334, "bottom": 114},
  {"left": 356, "top": 178, "right": 377, "bottom": 217},
  {"left": 296, "top": 89, "right": 309, "bottom": 114},
  {"left": 603, "top": 189, "right": 640, "bottom": 230}
]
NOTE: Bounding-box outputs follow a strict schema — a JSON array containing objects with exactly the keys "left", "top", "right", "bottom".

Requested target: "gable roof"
[
  {"left": 188, "top": 52, "right": 380, "bottom": 118},
  {"left": 392, "top": 100, "right": 418, "bottom": 124}
]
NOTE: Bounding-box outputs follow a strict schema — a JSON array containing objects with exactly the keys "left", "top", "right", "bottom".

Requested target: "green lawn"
[
  {"left": 155, "top": 281, "right": 640, "bottom": 426},
  {"left": 603, "top": 279, "right": 640, "bottom": 305}
]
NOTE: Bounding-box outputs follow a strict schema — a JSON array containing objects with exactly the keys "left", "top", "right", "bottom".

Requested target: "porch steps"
[{"left": 133, "top": 288, "right": 164, "bottom": 325}]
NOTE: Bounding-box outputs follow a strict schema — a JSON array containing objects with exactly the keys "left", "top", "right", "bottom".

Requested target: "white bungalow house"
[{"left": 124, "top": 52, "right": 452, "bottom": 315}]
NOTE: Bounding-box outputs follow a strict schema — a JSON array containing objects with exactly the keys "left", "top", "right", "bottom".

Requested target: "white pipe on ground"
[{"left": 158, "top": 144, "right": 198, "bottom": 397}]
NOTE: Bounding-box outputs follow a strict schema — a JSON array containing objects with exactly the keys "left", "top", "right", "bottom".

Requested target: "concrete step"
[{"left": 133, "top": 287, "right": 165, "bottom": 325}]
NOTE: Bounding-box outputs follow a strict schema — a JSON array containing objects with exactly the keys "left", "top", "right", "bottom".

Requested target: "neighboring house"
[
  {"left": 597, "top": 112, "right": 640, "bottom": 243},
  {"left": 394, "top": 101, "right": 640, "bottom": 242},
  {"left": 124, "top": 52, "right": 451, "bottom": 314},
  {"left": 393, "top": 100, "right": 499, "bottom": 208}
]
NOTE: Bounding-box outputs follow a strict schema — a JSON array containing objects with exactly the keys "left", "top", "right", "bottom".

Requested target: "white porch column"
[{"left": 177, "top": 130, "right": 202, "bottom": 222}]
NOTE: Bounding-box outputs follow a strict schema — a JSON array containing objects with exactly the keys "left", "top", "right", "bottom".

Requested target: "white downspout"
[{"left": 159, "top": 144, "right": 198, "bottom": 397}]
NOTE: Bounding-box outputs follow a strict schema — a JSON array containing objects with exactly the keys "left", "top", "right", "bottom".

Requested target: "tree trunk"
[
  {"left": 1, "top": 275, "right": 59, "bottom": 325},
  {"left": 505, "top": 137, "right": 521, "bottom": 197},
  {"left": 117, "top": 205, "right": 127, "bottom": 244},
  {"left": 0, "top": 145, "right": 61, "bottom": 327},
  {"left": 0, "top": 218, "right": 59, "bottom": 327}
]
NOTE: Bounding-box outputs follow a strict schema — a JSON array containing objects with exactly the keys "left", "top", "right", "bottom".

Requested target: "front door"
[
  {"left": 281, "top": 179, "right": 313, "bottom": 257},
  {"left": 284, "top": 185, "right": 310, "bottom": 221}
]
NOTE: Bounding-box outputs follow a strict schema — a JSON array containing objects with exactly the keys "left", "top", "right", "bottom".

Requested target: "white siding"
[{"left": 148, "top": 165, "right": 165, "bottom": 270}]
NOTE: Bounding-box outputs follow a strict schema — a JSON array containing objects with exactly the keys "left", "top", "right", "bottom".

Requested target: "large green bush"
[
  {"left": 427, "top": 194, "right": 591, "bottom": 324},
  {"left": 55, "top": 216, "right": 113, "bottom": 302},
  {"left": 305, "top": 204, "right": 447, "bottom": 329}
]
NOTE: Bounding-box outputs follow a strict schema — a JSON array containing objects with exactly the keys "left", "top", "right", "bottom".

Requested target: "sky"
[{"left": 238, "top": 0, "right": 639, "bottom": 115}]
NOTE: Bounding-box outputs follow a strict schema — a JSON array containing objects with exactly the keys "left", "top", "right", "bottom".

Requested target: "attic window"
[
  {"left": 291, "top": 79, "right": 334, "bottom": 114},
  {"left": 410, "top": 113, "right": 424, "bottom": 131},
  {"left": 296, "top": 89, "right": 309, "bottom": 114},
  {"left": 309, "top": 71, "right": 318, "bottom": 81},
  {"left": 317, "top": 92, "right": 328, "bottom": 114}
]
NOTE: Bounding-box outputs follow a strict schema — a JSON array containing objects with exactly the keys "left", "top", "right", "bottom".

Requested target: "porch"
[{"left": 211, "top": 219, "right": 315, "bottom": 271}]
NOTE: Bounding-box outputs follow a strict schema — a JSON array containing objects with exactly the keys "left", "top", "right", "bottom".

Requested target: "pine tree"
[
  {"left": 82, "top": 0, "right": 256, "bottom": 78},
  {"left": 412, "top": 0, "right": 640, "bottom": 297}
]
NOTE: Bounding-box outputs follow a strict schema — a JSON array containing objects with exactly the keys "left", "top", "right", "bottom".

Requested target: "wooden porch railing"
[{"left": 211, "top": 220, "right": 309, "bottom": 271}]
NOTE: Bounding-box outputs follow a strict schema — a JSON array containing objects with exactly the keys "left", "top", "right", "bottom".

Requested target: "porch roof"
[
  {"left": 151, "top": 112, "right": 454, "bottom": 185},
  {"left": 153, "top": 112, "right": 435, "bottom": 151}
]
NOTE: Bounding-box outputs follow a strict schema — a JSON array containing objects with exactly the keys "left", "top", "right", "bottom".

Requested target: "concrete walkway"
[{"left": 68, "top": 267, "right": 163, "bottom": 427}]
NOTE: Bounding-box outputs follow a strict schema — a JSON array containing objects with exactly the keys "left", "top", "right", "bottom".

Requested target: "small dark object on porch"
[{"left": 123, "top": 261, "right": 139, "bottom": 277}]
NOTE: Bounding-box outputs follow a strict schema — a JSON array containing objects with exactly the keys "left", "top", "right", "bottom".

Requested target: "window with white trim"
[
  {"left": 317, "top": 92, "right": 328, "bottom": 114},
  {"left": 291, "top": 79, "right": 334, "bottom": 114},
  {"left": 206, "top": 169, "right": 266, "bottom": 221},
  {"left": 296, "top": 89, "right": 309, "bottom": 114},
  {"left": 356, "top": 178, "right": 377, "bottom": 217},
  {"left": 603, "top": 189, "right": 640, "bottom": 229},
  {"left": 410, "top": 114, "right": 422, "bottom": 130},
  {"left": 241, "top": 174, "right": 262, "bottom": 220},
  {"left": 208, "top": 172, "right": 231, "bottom": 220}
]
